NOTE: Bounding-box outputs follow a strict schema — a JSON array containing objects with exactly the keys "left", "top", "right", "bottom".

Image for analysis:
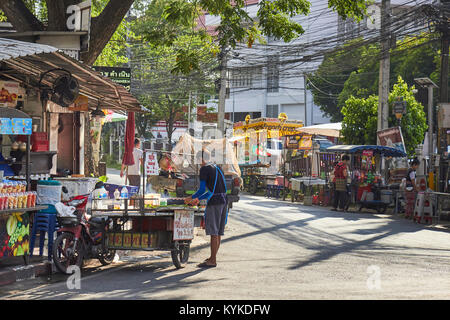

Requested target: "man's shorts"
[{"left": 205, "top": 203, "right": 227, "bottom": 236}]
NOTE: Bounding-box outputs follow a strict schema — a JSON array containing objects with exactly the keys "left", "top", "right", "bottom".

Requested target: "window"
[
  {"left": 266, "top": 105, "right": 278, "bottom": 118},
  {"left": 231, "top": 67, "right": 262, "bottom": 88},
  {"left": 267, "top": 56, "right": 279, "bottom": 93}
]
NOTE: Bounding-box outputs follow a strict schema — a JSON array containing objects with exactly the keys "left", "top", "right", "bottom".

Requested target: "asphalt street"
[{"left": 1, "top": 194, "right": 450, "bottom": 300}]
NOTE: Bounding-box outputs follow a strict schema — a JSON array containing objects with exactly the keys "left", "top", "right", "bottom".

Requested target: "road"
[{"left": 1, "top": 194, "right": 450, "bottom": 300}]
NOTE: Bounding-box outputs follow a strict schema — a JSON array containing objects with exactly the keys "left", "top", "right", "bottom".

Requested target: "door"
[{"left": 57, "top": 113, "right": 80, "bottom": 174}]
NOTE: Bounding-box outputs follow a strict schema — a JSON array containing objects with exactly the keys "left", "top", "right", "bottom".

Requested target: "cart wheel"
[
  {"left": 171, "top": 242, "right": 190, "bottom": 269},
  {"left": 250, "top": 179, "right": 258, "bottom": 195}
]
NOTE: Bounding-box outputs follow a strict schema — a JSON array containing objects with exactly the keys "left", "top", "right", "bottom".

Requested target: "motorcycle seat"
[{"left": 89, "top": 216, "right": 107, "bottom": 226}]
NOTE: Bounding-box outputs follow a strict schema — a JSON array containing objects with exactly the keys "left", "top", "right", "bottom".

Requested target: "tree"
[
  {"left": 0, "top": 0, "right": 135, "bottom": 65},
  {"left": 309, "top": 34, "right": 439, "bottom": 122},
  {"left": 130, "top": 0, "right": 217, "bottom": 148},
  {"left": 341, "top": 76, "right": 427, "bottom": 156}
]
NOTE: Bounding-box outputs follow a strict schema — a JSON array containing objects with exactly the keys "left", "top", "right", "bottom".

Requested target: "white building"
[{"left": 204, "top": 0, "right": 431, "bottom": 126}]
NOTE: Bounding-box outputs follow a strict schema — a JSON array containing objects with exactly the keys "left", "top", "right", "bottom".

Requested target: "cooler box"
[{"left": 36, "top": 180, "right": 62, "bottom": 206}]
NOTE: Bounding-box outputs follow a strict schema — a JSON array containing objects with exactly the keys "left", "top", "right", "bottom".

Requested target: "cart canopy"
[
  {"left": 296, "top": 122, "right": 342, "bottom": 138},
  {"left": 325, "top": 145, "right": 407, "bottom": 157}
]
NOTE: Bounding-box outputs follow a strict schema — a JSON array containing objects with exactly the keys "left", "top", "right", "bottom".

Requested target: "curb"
[{"left": 0, "top": 260, "right": 53, "bottom": 287}]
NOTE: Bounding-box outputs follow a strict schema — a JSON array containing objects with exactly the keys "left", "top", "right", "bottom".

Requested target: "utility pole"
[
  {"left": 217, "top": 46, "right": 227, "bottom": 135},
  {"left": 377, "top": 0, "right": 391, "bottom": 143},
  {"left": 436, "top": 0, "right": 449, "bottom": 192}
]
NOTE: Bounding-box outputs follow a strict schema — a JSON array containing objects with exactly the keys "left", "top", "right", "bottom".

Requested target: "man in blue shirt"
[{"left": 185, "top": 150, "right": 227, "bottom": 268}]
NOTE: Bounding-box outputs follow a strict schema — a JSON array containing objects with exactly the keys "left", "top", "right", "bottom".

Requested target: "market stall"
[
  {"left": 324, "top": 145, "right": 407, "bottom": 213},
  {"left": 0, "top": 107, "right": 48, "bottom": 264}
]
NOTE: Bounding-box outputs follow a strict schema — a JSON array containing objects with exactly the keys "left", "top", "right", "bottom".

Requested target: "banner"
[
  {"left": 298, "top": 135, "right": 313, "bottom": 150},
  {"left": 377, "top": 127, "right": 406, "bottom": 154}
]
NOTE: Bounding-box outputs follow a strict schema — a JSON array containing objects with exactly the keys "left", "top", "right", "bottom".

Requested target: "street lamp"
[{"left": 414, "top": 77, "right": 438, "bottom": 160}]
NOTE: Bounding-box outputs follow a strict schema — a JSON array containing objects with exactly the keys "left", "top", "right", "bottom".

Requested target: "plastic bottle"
[
  {"left": 114, "top": 189, "right": 121, "bottom": 210},
  {"left": 120, "top": 186, "right": 129, "bottom": 199}
]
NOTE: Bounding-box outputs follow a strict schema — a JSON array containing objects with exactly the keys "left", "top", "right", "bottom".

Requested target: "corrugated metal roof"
[
  {"left": 0, "top": 38, "right": 141, "bottom": 112},
  {"left": 0, "top": 38, "right": 57, "bottom": 61}
]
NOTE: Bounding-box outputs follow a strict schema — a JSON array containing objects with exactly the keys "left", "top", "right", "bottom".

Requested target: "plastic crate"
[
  {"left": 31, "top": 132, "right": 48, "bottom": 142},
  {"left": 32, "top": 140, "right": 49, "bottom": 152}
]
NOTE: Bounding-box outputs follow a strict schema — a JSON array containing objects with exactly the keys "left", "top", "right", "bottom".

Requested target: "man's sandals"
[{"left": 197, "top": 258, "right": 216, "bottom": 268}]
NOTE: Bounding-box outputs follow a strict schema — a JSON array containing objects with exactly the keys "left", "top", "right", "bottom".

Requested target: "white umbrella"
[{"left": 297, "top": 122, "right": 342, "bottom": 138}]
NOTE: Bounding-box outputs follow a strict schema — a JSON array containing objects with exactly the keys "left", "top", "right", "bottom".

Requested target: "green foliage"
[
  {"left": 309, "top": 34, "right": 439, "bottom": 122},
  {"left": 341, "top": 95, "right": 378, "bottom": 146},
  {"left": 341, "top": 77, "right": 427, "bottom": 156}
]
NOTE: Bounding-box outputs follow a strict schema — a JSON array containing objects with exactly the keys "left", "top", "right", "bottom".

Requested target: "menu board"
[
  {"left": 145, "top": 152, "right": 159, "bottom": 175},
  {"left": 0, "top": 118, "right": 32, "bottom": 135},
  {"left": 173, "top": 210, "right": 195, "bottom": 241}
]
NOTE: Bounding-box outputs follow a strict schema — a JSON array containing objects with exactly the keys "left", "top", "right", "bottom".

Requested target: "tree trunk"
[
  {"left": 80, "top": 0, "right": 134, "bottom": 65},
  {"left": 46, "top": 0, "right": 78, "bottom": 31},
  {"left": 0, "top": 0, "right": 44, "bottom": 32}
]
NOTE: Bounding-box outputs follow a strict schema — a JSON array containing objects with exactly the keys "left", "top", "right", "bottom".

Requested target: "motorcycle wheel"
[
  {"left": 98, "top": 249, "right": 116, "bottom": 266},
  {"left": 171, "top": 242, "right": 190, "bottom": 269},
  {"left": 53, "top": 233, "right": 84, "bottom": 275}
]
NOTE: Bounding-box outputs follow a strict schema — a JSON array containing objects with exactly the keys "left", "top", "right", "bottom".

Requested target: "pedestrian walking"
[
  {"left": 332, "top": 155, "right": 350, "bottom": 212},
  {"left": 185, "top": 149, "right": 227, "bottom": 268},
  {"left": 120, "top": 138, "right": 143, "bottom": 188}
]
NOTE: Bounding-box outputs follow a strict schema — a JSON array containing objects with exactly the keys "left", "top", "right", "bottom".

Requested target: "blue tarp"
[{"left": 325, "top": 145, "right": 407, "bottom": 158}]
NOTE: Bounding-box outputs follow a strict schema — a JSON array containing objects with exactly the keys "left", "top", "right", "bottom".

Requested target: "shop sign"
[
  {"left": 0, "top": 118, "right": 32, "bottom": 135},
  {"left": 362, "top": 150, "right": 373, "bottom": 157},
  {"left": 173, "top": 210, "right": 194, "bottom": 241},
  {"left": 145, "top": 152, "right": 159, "bottom": 176},
  {"left": 377, "top": 127, "right": 406, "bottom": 154},
  {"left": 69, "top": 95, "right": 89, "bottom": 111},
  {"left": 0, "top": 81, "right": 20, "bottom": 107},
  {"left": 92, "top": 66, "right": 131, "bottom": 91},
  {"left": 285, "top": 136, "right": 300, "bottom": 149}
]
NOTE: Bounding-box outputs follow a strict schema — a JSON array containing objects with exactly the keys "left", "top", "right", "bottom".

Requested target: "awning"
[
  {"left": 325, "top": 145, "right": 407, "bottom": 158},
  {"left": 296, "top": 122, "right": 342, "bottom": 138},
  {"left": 0, "top": 38, "right": 141, "bottom": 112}
]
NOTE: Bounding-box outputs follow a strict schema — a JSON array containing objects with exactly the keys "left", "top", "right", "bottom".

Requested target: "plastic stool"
[{"left": 30, "top": 212, "right": 60, "bottom": 261}]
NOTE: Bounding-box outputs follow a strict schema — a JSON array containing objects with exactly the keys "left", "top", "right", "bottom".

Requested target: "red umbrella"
[{"left": 122, "top": 111, "right": 135, "bottom": 166}]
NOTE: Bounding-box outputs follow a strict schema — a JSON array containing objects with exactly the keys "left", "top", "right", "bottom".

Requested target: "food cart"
[
  {"left": 0, "top": 107, "right": 48, "bottom": 265},
  {"left": 232, "top": 115, "right": 303, "bottom": 198},
  {"left": 324, "top": 145, "right": 407, "bottom": 213},
  {"left": 90, "top": 197, "right": 203, "bottom": 268}
]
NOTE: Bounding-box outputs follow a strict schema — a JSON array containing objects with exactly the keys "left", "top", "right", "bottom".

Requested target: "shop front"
[{"left": 0, "top": 38, "right": 141, "bottom": 265}]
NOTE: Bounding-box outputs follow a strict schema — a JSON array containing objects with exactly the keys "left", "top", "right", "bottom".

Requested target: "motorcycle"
[{"left": 53, "top": 193, "right": 116, "bottom": 275}]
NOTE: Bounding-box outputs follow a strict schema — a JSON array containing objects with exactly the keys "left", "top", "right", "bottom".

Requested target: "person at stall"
[
  {"left": 404, "top": 158, "right": 420, "bottom": 218},
  {"left": 185, "top": 149, "right": 227, "bottom": 268},
  {"left": 120, "top": 138, "right": 143, "bottom": 188},
  {"left": 332, "top": 154, "right": 350, "bottom": 212}
]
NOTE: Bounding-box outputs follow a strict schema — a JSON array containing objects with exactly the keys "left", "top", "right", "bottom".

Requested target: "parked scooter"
[{"left": 53, "top": 182, "right": 116, "bottom": 275}]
